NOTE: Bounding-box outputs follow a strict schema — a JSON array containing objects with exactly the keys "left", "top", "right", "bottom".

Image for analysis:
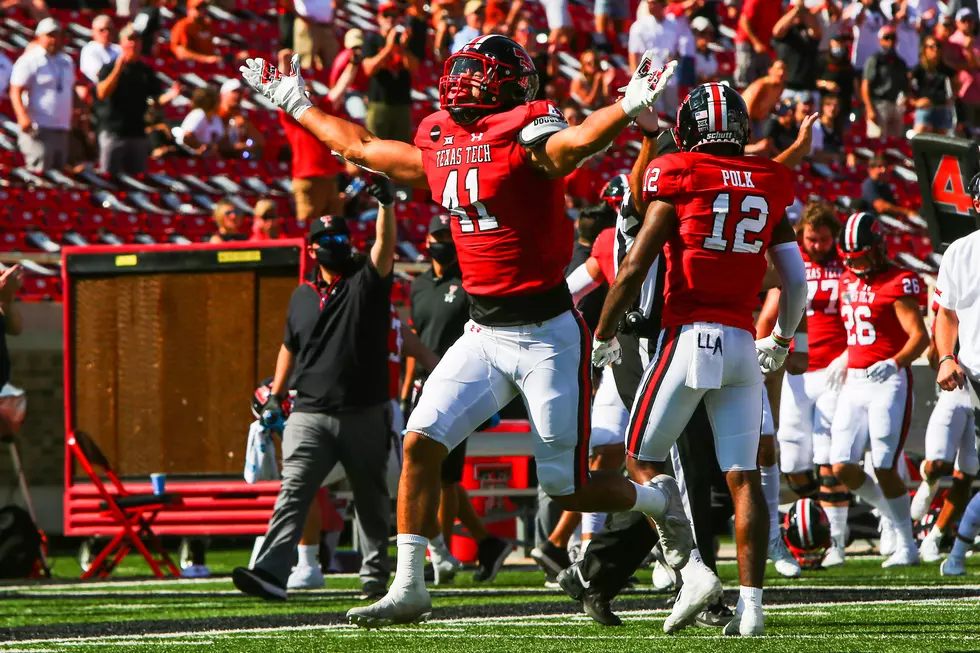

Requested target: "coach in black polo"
[
  {"left": 233, "top": 180, "right": 396, "bottom": 601},
  {"left": 402, "top": 214, "right": 511, "bottom": 582}
]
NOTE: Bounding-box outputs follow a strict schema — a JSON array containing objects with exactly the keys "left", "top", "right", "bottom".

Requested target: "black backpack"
[{"left": 0, "top": 505, "right": 41, "bottom": 579}]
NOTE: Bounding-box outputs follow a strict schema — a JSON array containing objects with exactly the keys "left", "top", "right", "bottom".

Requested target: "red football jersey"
[
  {"left": 590, "top": 227, "right": 617, "bottom": 286},
  {"left": 415, "top": 101, "right": 570, "bottom": 298},
  {"left": 803, "top": 249, "right": 847, "bottom": 371},
  {"left": 388, "top": 304, "right": 402, "bottom": 400},
  {"left": 838, "top": 267, "right": 927, "bottom": 369},
  {"left": 641, "top": 151, "right": 796, "bottom": 333}
]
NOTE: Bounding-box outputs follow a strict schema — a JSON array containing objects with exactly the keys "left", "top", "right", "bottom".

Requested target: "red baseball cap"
[{"left": 378, "top": 1, "right": 400, "bottom": 14}]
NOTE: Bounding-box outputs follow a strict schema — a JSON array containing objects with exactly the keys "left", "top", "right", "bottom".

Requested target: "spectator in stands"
[
  {"left": 362, "top": 0, "right": 423, "bottom": 143},
  {"left": 0, "top": 265, "right": 23, "bottom": 405},
  {"left": 170, "top": 0, "right": 221, "bottom": 65},
  {"left": 890, "top": 0, "right": 920, "bottom": 68},
  {"left": 209, "top": 200, "right": 246, "bottom": 243},
  {"left": 329, "top": 28, "right": 368, "bottom": 93},
  {"left": 433, "top": 2, "right": 463, "bottom": 60},
  {"left": 561, "top": 99, "right": 584, "bottom": 126},
  {"left": 848, "top": 0, "right": 888, "bottom": 70},
  {"left": 935, "top": 13, "right": 959, "bottom": 64},
  {"left": 570, "top": 50, "right": 615, "bottom": 110},
  {"left": 691, "top": 16, "right": 720, "bottom": 83},
  {"left": 746, "top": 98, "right": 798, "bottom": 157},
  {"left": 9, "top": 18, "right": 74, "bottom": 173},
  {"left": 811, "top": 93, "right": 845, "bottom": 162},
  {"left": 541, "top": 0, "right": 573, "bottom": 46},
  {"left": 743, "top": 58, "right": 787, "bottom": 138},
  {"left": 816, "top": 28, "right": 857, "bottom": 128},
  {"left": 250, "top": 199, "right": 282, "bottom": 241},
  {"left": 451, "top": 0, "right": 486, "bottom": 54},
  {"left": 949, "top": 8, "right": 980, "bottom": 132},
  {"left": 94, "top": 25, "right": 180, "bottom": 175},
  {"left": 178, "top": 86, "right": 225, "bottom": 156},
  {"left": 80, "top": 15, "right": 119, "bottom": 85},
  {"left": 861, "top": 25, "right": 908, "bottom": 139},
  {"left": 3, "top": 0, "right": 47, "bottom": 20},
  {"left": 514, "top": 18, "right": 559, "bottom": 101},
  {"left": 485, "top": 0, "right": 522, "bottom": 35},
  {"left": 810, "top": 0, "right": 843, "bottom": 53},
  {"left": 291, "top": 0, "right": 337, "bottom": 72},
  {"left": 772, "top": 0, "right": 823, "bottom": 103},
  {"left": 595, "top": 0, "right": 630, "bottom": 51},
  {"left": 734, "top": 0, "right": 782, "bottom": 87},
  {"left": 910, "top": 34, "right": 958, "bottom": 133},
  {"left": 217, "top": 79, "right": 264, "bottom": 160},
  {"left": 0, "top": 49, "right": 10, "bottom": 100},
  {"left": 628, "top": 0, "right": 692, "bottom": 114},
  {"left": 862, "top": 154, "right": 920, "bottom": 219},
  {"left": 280, "top": 66, "right": 355, "bottom": 225}
]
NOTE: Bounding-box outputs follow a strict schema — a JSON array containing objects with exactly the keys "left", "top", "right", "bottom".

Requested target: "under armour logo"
[
  {"left": 471, "top": 133, "right": 484, "bottom": 142},
  {"left": 443, "top": 135, "right": 455, "bottom": 145}
]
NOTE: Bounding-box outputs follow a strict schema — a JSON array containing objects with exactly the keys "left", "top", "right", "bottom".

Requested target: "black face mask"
[
  {"left": 315, "top": 242, "right": 353, "bottom": 271},
  {"left": 830, "top": 44, "right": 845, "bottom": 58},
  {"left": 429, "top": 241, "right": 457, "bottom": 265}
]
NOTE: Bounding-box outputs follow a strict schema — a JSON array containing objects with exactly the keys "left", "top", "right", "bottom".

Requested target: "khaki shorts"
[
  {"left": 292, "top": 175, "right": 339, "bottom": 224},
  {"left": 294, "top": 17, "right": 338, "bottom": 70}
]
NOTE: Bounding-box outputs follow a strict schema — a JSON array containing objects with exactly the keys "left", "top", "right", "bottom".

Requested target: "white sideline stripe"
[
  {"left": 0, "top": 575, "right": 362, "bottom": 592},
  {"left": 2, "top": 596, "right": 978, "bottom": 648}
]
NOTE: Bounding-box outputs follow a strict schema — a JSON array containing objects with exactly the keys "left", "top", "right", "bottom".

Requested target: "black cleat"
[
  {"left": 360, "top": 580, "right": 387, "bottom": 601},
  {"left": 695, "top": 600, "right": 734, "bottom": 628},
  {"left": 531, "top": 540, "right": 572, "bottom": 576},
  {"left": 232, "top": 567, "right": 287, "bottom": 601},
  {"left": 583, "top": 592, "right": 622, "bottom": 627},
  {"left": 473, "top": 536, "right": 512, "bottom": 583},
  {"left": 557, "top": 562, "right": 622, "bottom": 626},
  {"left": 557, "top": 562, "right": 587, "bottom": 601}
]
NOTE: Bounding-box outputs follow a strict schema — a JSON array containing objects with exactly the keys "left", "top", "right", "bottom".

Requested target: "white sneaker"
[
  {"left": 431, "top": 555, "right": 460, "bottom": 586},
  {"left": 940, "top": 555, "right": 966, "bottom": 576},
  {"left": 646, "top": 475, "right": 693, "bottom": 570},
  {"left": 768, "top": 536, "right": 802, "bottom": 578},
  {"left": 879, "top": 517, "right": 897, "bottom": 557},
  {"left": 347, "top": 583, "right": 433, "bottom": 629},
  {"left": 723, "top": 601, "right": 765, "bottom": 637},
  {"left": 181, "top": 564, "right": 211, "bottom": 579},
  {"left": 919, "top": 537, "right": 942, "bottom": 563},
  {"left": 822, "top": 537, "right": 846, "bottom": 568},
  {"left": 287, "top": 564, "right": 325, "bottom": 590},
  {"left": 911, "top": 466, "right": 938, "bottom": 522},
  {"left": 663, "top": 560, "right": 723, "bottom": 634},
  {"left": 652, "top": 560, "right": 676, "bottom": 591},
  {"left": 882, "top": 543, "right": 920, "bottom": 568}
]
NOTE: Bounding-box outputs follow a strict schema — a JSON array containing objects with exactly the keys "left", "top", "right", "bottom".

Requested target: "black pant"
[{"left": 581, "top": 333, "right": 730, "bottom": 600}]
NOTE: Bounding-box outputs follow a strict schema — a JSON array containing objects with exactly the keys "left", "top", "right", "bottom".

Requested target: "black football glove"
[
  {"left": 365, "top": 175, "right": 394, "bottom": 207},
  {"left": 260, "top": 393, "right": 286, "bottom": 431}
]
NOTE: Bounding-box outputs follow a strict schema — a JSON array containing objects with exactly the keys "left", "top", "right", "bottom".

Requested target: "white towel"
[
  {"left": 685, "top": 323, "right": 724, "bottom": 390},
  {"left": 244, "top": 420, "right": 280, "bottom": 484}
]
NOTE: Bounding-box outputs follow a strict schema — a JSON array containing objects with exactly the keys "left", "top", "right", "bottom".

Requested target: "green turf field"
[{"left": 1, "top": 550, "right": 978, "bottom": 652}]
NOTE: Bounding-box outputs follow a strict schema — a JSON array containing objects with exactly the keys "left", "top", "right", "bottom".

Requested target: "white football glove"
[
  {"left": 592, "top": 335, "right": 623, "bottom": 367},
  {"left": 620, "top": 56, "right": 677, "bottom": 118},
  {"left": 755, "top": 334, "right": 791, "bottom": 373},
  {"left": 824, "top": 351, "right": 848, "bottom": 394},
  {"left": 240, "top": 53, "right": 312, "bottom": 120},
  {"left": 866, "top": 358, "right": 898, "bottom": 383}
]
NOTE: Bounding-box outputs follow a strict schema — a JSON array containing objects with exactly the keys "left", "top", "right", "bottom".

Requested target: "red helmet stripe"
[
  {"left": 845, "top": 213, "right": 862, "bottom": 251},
  {"left": 707, "top": 83, "right": 726, "bottom": 133}
]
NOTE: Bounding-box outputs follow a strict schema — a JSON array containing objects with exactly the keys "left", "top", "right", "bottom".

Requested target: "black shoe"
[
  {"left": 473, "top": 536, "right": 512, "bottom": 583},
  {"left": 557, "top": 562, "right": 587, "bottom": 601},
  {"left": 360, "top": 579, "right": 387, "bottom": 600},
  {"left": 582, "top": 592, "right": 622, "bottom": 627},
  {"left": 233, "top": 567, "right": 287, "bottom": 601},
  {"left": 695, "top": 600, "right": 734, "bottom": 628},
  {"left": 531, "top": 541, "right": 572, "bottom": 576}
]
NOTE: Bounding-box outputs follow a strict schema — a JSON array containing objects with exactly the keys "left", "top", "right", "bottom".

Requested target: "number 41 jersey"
[
  {"left": 641, "top": 151, "right": 795, "bottom": 334},
  {"left": 415, "top": 101, "right": 570, "bottom": 307}
]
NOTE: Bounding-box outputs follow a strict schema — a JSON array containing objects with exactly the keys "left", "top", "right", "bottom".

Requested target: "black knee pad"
[
  {"left": 820, "top": 472, "right": 841, "bottom": 488},
  {"left": 819, "top": 490, "right": 852, "bottom": 504},
  {"left": 788, "top": 471, "right": 819, "bottom": 498}
]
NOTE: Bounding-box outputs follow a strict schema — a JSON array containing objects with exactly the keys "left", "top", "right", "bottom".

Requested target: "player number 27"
[
  {"left": 440, "top": 168, "right": 500, "bottom": 233},
  {"left": 703, "top": 193, "right": 769, "bottom": 254}
]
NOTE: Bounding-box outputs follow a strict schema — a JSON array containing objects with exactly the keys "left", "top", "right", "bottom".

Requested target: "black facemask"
[
  {"left": 429, "top": 241, "right": 457, "bottom": 265},
  {"left": 315, "top": 242, "right": 353, "bottom": 271}
]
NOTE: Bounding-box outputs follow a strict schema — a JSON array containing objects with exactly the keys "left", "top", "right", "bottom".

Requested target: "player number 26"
[
  {"left": 703, "top": 193, "right": 769, "bottom": 254},
  {"left": 440, "top": 168, "right": 500, "bottom": 234},
  {"left": 841, "top": 304, "right": 876, "bottom": 346}
]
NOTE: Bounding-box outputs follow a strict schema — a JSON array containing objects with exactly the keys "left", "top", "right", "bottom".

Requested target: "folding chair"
[{"left": 67, "top": 430, "right": 183, "bottom": 579}]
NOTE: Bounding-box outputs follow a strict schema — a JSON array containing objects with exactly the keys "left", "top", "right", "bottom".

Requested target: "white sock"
[
  {"left": 428, "top": 534, "right": 450, "bottom": 561},
  {"left": 297, "top": 544, "right": 318, "bottom": 568},
  {"left": 926, "top": 525, "right": 942, "bottom": 542},
  {"left": 885, "top": 494, "right": 915, "bottom": 547},
  {"left": 679, "top": 547, "right": 709, "bottom": 583},
  {"left": 739, "top": 585, "right": 763, "bottom": 611},
  {"left": 760, "top": 464, "right": 781, "bottom": 541},
  {"left": 249, "top": 535, "right": 266, "bottom": 569},
  {"left": 824, "top": 505, "right": 849, "bottom": 545},
  {"left": 582, "top": 512, "right": 606, "bottom": 537},
  {"left": 631, "top": 480, "right": 667, "bottom": 518},
  {"left": 951, "top": 493, "right": 980, "bottom": 560},
  {"left": 852, "top": 473, "right": 889, "bottom": 516},
  {"left": 392, "top": 534, "right": 428, "bottom": 592},
  {"left": 580, "top": 539, "right": 592, "bottom": 557}
]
